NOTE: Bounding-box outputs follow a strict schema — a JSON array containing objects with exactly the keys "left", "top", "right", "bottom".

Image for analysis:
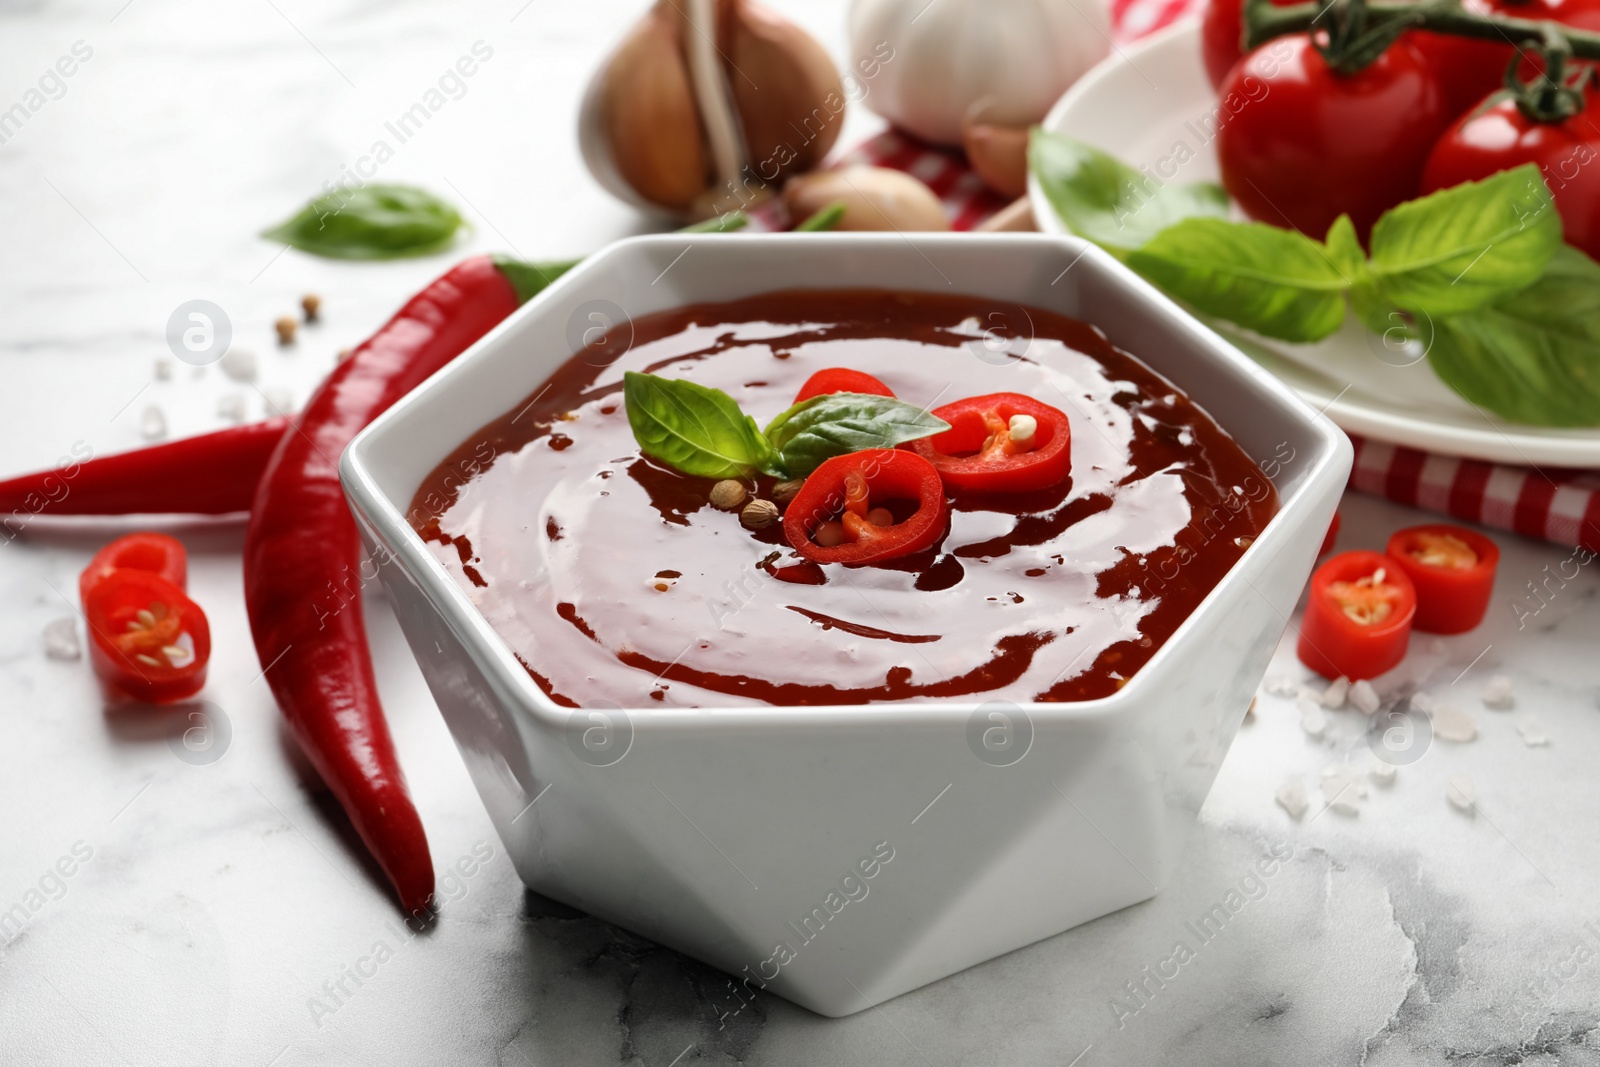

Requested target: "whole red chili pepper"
[
  {"left": 0, "top": 416, "right": 289, "bottom": 522},
  {"left": 244, "top": 255, "right": 573, "bottom": 916}
]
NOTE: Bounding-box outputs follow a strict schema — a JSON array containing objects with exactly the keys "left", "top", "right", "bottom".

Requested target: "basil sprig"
[
  {"left": 762, "top": 392, "right": 949, "bottom": 476},
  {"left": 1119, "top": 165, "right": 1559, "bottom": 343},
  {"left": 261, "top": 183, "right": 464, "bottom": 260},
  {"left": 1032, "top": 128, "right": 1596, "bottom": 426},
  {"left": 623, "top": 372, "right": 948, "bottom": 480}
]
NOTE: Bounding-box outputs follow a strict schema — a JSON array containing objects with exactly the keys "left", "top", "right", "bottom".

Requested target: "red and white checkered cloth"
[{"left": 808, "top": 0, "right": 1600, "bottom": 554}]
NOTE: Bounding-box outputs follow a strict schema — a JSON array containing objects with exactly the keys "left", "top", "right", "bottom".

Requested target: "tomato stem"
[
  {"left": 1506, "top": 24, "right": 1592, "bottom": 122},
  {"left": 1245, "top": 0, "right": 1600, "bottom": 61}
]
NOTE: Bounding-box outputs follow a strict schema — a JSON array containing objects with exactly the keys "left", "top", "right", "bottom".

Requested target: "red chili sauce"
[{"left": 408, "top": 290, "right": 1277, "bottom": 706}]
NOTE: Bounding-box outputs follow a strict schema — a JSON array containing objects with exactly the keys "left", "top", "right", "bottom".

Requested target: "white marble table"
[{"left": 3, "top": 1, "right": 1599, "bottom": 1063}]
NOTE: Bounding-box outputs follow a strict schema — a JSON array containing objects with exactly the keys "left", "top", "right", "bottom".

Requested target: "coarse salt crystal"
[
  {"left": 1265, "top": 676, "right": 1299, "bottom": 698},
  {"left": 43, "top": 617, "right": 80, "bottom": 660},
  {"left": 1276, "top": 777, "right": 1309, "bottom": 819},
  {"left": 1411, "top": 690, "right": 1438, "bottom": 713},
  {"left": 1323, "top": 676, "right": 1350, "bottom": 709},
  {"left": 1446, "top": 775, "right": 1476, "bottom": 812},
  {"left": 140, "top": 404, "right": 167, "bottom": 440},
  {"left": 1431, "top": 701, "right": 1478, "bottom": 742},
  {"left": 1482, "top": 674, "right": 1514, "bottom": 710},
  {"left": 1321, "top": 764, "right": 1366, "bottom": 814},
  {"left": 217, "top": 392, "right": 246, "bottom": 424},
  {"left": 1428, "top": 638, "right": 1448, "bottom": 656},
  {"left": 1299, "top": 700, "right": 1328, "bottom": 737},
  {"left": 1366, "top": 756, "right": 1397, "bottom": 784},
  {"left": 1515, "top": 715, "right": 1549, "bottom": 746},
  {"left": 1350, "top": 679, "right": 1381, "bottom": 716},
  {"left": 219, "top": 348, "right": 258, "bottom": 382},
  {"left": 154, "top": 357, "right": 173, "bottom": 381},
  {"left": 1322, "top": 762, "right": 1369, "bottom": 797}
]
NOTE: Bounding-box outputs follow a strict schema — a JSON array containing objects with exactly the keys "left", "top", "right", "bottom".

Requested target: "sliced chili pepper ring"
[
  {"left": 1385, "top": 524, "right": 1499, "bottom": 634},
  {"left": 783, "top": 449, "right": 947, "bottom": 565},
  {"left": 79, "top": 532, "right": 188, "bottom": 605},
  {"left": 83, "top": 569, "right": 211, "bottom": 704},
  {"left": 793, "top": 367, "right": 894, "bottom": 403},
  {"left": 909, "top": 392, "right": 1071, "bottom": 492},
  {"left": 1296, "top": 550, "right": 1416, "bottom": 681}
]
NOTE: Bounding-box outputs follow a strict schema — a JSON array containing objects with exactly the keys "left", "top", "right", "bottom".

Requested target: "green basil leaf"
[
  {"left": 1367, "top": 164, "right": 1561, "bottom": 316},
  {"left": 1028, "top": 129, "right": 1229, "bottom": 254},
  {"left": 261, "top": 183, "right": 463, "bottom": 260},
  {"left": 1427, "top": 246, "right": 1600, "bottom": 427},
  {"left": 763, "top": 392, "right": 950, "bottom": 478},
  {"left": 1124, "top": 218, "right": 1352, "bottom": 342},
  {"left": 623, "top": 372, "right": 773, "bottom": 478},
  {"left": 1325, "top": 215, "right": 1367, "bottom": 279}
]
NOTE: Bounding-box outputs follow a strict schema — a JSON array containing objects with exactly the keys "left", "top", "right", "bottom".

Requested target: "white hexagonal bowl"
[{"left": 341, "top": 233, "right": 1350, "bottom": 1017}]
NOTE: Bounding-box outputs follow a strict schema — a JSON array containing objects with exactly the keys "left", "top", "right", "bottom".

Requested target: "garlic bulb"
[
  {"left": 579, "top": 0, "right": 847, "bottom": 220},
  {"left": 847, "top": 0, "right": 1111, "bottom": 147}
]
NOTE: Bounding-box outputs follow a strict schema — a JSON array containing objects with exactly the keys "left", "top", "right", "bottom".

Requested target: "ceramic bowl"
[{"left": 341, "top": 233, "right": 1350, "bottom": 1017}]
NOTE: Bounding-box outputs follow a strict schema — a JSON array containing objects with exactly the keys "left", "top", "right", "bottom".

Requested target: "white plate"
[{"left": 1029, "top": 18, "right": 1600, "bottom": 469}]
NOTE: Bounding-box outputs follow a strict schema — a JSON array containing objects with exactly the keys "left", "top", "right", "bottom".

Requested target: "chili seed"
[
  {"left": 710, "top": 480, "right": 748, "bottom": 510},
  {"left": 813, "top": 520, "right": 847, "bottom": 547}
]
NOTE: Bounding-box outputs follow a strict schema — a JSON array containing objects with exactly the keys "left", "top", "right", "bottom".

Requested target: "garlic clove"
[
  {"left": 581, "top": 4, "right": 710, "bottom": 214},
  {"left": 963, "top": 121, "right": 1030, "bottom": 199},
  {"left": 783, "top": 166, "right": 949, "bottom": 232},
  {"left": 975, "top": 197, "right": 1038, "bottom": 232},
  {"left": 723, "top": 0, "right": 846, "bottom": 183}
]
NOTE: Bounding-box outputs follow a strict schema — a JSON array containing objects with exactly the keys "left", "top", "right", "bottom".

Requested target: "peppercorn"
[
  {"left": 275, "top": 316, "right": 298, "bottom": 345},
  {"left": 710, "top": 480, "right": 748, "bottom": 510},
  {"left": 771, "top": 479, "right": 804, "bottom": 503},
  {"left": 740, "top": 499, "right": 779, "bottom": 529},
  {"left": 302, "top": 293, "right": 321, "bottom": 322}
]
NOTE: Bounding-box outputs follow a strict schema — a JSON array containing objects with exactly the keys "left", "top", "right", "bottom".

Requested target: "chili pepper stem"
[{"left": 1245, "top": 0, "right": 1600, "bottom": 60}]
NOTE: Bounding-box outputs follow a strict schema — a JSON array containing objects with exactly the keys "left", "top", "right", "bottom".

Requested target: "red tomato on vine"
[
  {"left": 1422, "top": 89, "right": 1600, "bottom": 260},
  {"left": 1200, "top": 0, "right": 1298, "bottom": 88},
  {"left": 1216, "top": 34, "right": 1453, "bottom": 238}
]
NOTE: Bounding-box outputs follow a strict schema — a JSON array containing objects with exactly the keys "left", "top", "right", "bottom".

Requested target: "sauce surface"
[{"left": 409, "top": 290, "right": 1277, "bottom": 706}]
